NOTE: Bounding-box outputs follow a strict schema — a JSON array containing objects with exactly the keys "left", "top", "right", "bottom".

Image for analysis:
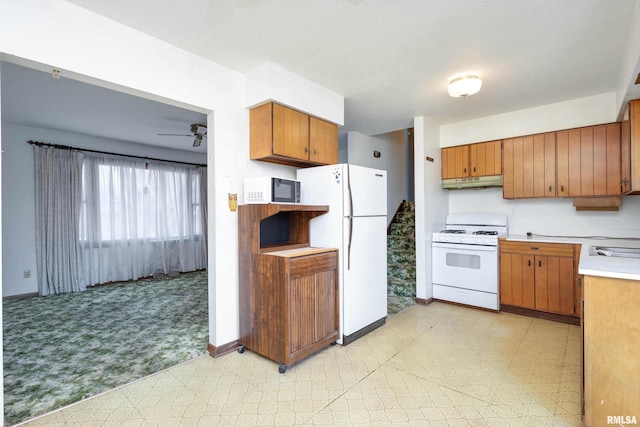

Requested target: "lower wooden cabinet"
[
  {"left": 280, "top": 250, "right": 339, "bottom": 359},
  {"left": 500, "top": 240, "right": 580, "bottom": 317},
  {"left": 238, "top": 204, "right": 338, "bottom": 373},
  {"left": 242, "top": 248, "right": 339, "bottom": 371},
  {"left": 583, "top": 275, "right": 640, "bottom": 426},
  {"left": 500, "top": 251, "right": 535, "bottom": 309}
]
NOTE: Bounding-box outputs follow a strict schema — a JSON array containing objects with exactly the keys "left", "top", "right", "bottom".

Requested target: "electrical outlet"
[{"left": 23, "top": 270, "right": 31, "bottom": 279}]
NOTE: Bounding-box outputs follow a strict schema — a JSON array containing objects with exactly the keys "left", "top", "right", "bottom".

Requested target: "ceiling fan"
[{"left": 158, "top": 123, "right": 207, "bottom": 147}]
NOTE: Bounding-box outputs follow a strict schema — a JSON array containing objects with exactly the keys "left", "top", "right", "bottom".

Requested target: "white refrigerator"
[{"left": 297, "top": 164, "right": 387, "bottom": 344}]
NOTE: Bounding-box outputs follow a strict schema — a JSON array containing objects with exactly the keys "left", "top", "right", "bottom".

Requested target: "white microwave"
[{"left": 244, "top": 177, "right": 301, "bottom": 204}]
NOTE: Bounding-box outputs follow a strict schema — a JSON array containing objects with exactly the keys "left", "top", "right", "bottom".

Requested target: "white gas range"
[{"left": 431, "top": 213, "right": 508, "bottom": 310}]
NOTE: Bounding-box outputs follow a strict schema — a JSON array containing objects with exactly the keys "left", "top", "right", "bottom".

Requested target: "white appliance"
[
  {"left": 244, "top": 176, "right": 301, "bottom": 204},
  {"left": 431, "top": 213, "right": 508, "bottom": 310},
  {"left": 297, "top": 164, "right": 387, "bottom": 345}
]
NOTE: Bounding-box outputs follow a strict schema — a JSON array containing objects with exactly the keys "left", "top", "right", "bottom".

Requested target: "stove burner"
[
  {"left": 441, "top": 229, "right": 466, "bottom": 234},
  {"left": 473, "top": 230, "right": 498, "bottom": 236}
]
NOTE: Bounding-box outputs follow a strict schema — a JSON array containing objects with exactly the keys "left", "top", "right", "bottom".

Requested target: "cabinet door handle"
[
  {"left": 538, "top": 260, "right": 542, "bottom": 267},
  {"left": 530, "top": 247, "right": 539, "bottom": 250},
  {"left": 561, "top": 185, "right": 565, "bottom": 192},
  {"left": 304, "top": 146, "right": 308, "bottom": 154},
  {"left": 473, "top": 166, "right": 476, "bottom": 172},
  {"left": 528, "top": 260, "right": 531, "bottom": 267},
  {"left": 548, "top": 186, "right": 552, "bottom": 193},
  {"left": 463, "top": 167, "right": 467, "bottom": 174}
]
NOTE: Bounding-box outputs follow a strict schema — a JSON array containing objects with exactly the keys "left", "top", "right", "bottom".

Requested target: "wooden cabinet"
[
  {"left": 250, "top": 102, "right": 338, "bottom": 168},
  {"left": 442, "top": 140, "right": 501, "bottom": 179},
  {"left": 533, "top": 254, "right": 574, "bottom": 315},
  {"left": 441, "top": 145, "right": 469, "bottom": 179},
  {"left": 309, "top": 116, "right": 338, "bottom": 164},
  {"left": 556, "top": 128, "right": 575, "bottom": 197},
  {"left": 470, "top": 140, "right": 502, "bottom": 177},
  {"left": 503, "top": 133, "right": 555, "bottom": 199},
  {"left": 499, "top": 250, "right": 535, "bottom": 309},
  {"left": 505, "top": 124, "right": 620, "bottom": 201},
  {"left": 583, "top": 275, "right": 640, "bottom": 426},
  {"left": 500, "top": 240, "right": 579, "bottom": 317},
  {"left": 621, "top": 99, "right": 640, "bottom": 194},
  {"left": 260, "top": 249, "right": 339, "bottom": 368},
  {"left": 557, "top": 123, "right": 621, "bottom": 197},
  {"left": 238, "top": 204, "right": 339, "bottom": 372}
]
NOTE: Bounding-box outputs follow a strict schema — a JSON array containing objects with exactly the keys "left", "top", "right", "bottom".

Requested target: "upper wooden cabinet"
[
  {"left": 503, "top": 133, "right": 555, "bottom": 199},
  {"left": 441, "top": 145, "right": 469, "bottom": 179},
  {"left": 441, "top": 140, "right": 501, "bottom": 179},
  {"left": 621, "top": 99, "right": 640, "bottom": 194},
  {"left": 250, "top": 102, "right": 338, "bottom": 168},
  {"left": 309, "top": 116, "right": 338, "bottom": 165},
  {"left": 504, "top": 124, "right": 621, "bottom": 200},
  {"left": 470, "top": 140, "right": 502, "bottom": 177},
  {"left": 557, "top": 123, "right": 621, "bottom": 198}
]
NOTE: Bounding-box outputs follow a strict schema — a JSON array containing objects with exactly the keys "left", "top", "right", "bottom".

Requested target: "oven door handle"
[{"left": 432, "top": 242, "right": 497, "bottom": 252}]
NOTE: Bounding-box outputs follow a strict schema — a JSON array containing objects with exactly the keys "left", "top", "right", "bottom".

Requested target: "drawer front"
[
  {"left": 289, "top": 251, "right": 338, "bottom": 278},
  {"left": 500, "top": 241, "right": 574, "bottom": 257}
]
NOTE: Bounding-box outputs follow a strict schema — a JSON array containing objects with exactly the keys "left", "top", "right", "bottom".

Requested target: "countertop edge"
[{"left": 578, "top": 268, "right": 640, "bottom": 281}]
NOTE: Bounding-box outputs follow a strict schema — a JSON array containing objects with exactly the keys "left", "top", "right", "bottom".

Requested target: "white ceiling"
[
  {"left": 3, "top": 0, "right": 640, "bottom": 151},
  {"left": 1, "top": 61, "right": 209, "bottom": 153}
]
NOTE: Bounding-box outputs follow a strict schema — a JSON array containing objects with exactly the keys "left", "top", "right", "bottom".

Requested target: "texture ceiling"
[
  {"left": 1, "top": 61, "right": 208, "bottom": 153},
  {"left": 65, "top": 0, "right": 640, "bottom": 133},
  {"left": 3, "top": 0, "right": 640, "bottom": 151}
]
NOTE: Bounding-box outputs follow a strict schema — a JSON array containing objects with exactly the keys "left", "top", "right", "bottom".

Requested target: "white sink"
[{"left": 589, "top": 246, "right": 640, "bottom": 258}]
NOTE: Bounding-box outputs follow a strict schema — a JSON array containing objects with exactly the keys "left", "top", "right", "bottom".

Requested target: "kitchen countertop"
[
  {"left": 263, "top": 246, "right": 337, "bottom": 258},
  {"left": 505, "top": 234, "right": 640, "bottom": 281}
]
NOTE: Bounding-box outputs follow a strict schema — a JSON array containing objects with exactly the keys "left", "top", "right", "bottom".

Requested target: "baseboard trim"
[
  {"left": 208, "top": 340, "right": 239, "bottom": 358},
  {"left": 415, "top": 297, "right": 434, "bottom": 306},
  {"left": 343, "top": 317, "right": 386, "bottom": 345},
  {"left": 3, "top": 292, "right": 39, "bottom": 301},
  {"left": 500, "top": 305, "right": 580, "bottom": 325}
]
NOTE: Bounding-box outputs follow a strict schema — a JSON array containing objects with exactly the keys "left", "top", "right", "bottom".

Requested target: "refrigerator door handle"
[
  {"left": 347, "top": 164, "right": 354, "bottom": 270},
  {"left": 347, "top": 216, "right": 353, "bottom": 270},
  {"left": 347, "top": 164, "right": 354, "bottom": 217}
]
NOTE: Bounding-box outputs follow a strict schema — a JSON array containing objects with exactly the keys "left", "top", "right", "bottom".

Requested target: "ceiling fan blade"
[{"left": 158, "top": 133, "right": 193, "bottom": 137}]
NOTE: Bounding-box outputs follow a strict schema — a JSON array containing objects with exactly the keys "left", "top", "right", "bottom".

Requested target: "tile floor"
[{"left": 19, "top": 302, "right": 583, "bottom": 426}]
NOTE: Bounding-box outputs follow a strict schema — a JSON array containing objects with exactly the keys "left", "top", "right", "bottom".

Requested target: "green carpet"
[
  {"left": 387, "top": 201, "right": 416, "bottom": 317},
  {"left": 2, "top": 270, "right": 209, "bottom": 425}
]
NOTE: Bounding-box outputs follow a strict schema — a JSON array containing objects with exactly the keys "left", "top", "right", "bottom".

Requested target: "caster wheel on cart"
[
  {"left": 237, "top": 345, "right": 245, "bottom": 354},
  {"left": 330, "top": 341, "right": 337, "bottom": 346},
  {"left": 278, "top": 364, "right": 286, "bottom": 374}
]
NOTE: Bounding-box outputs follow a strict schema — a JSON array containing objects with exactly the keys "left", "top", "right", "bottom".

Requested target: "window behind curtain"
[{"left": 79, "top": 155, "right": 206, "bottom": 285}]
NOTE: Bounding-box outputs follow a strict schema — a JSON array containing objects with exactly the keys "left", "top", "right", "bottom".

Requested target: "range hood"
[{"left": 442, "top": 175, "right": 503, "bottom": 190}]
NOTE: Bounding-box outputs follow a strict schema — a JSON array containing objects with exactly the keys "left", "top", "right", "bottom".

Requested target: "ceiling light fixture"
[{"left": 448, "top": 73, "right": 482, "bottom": 98}]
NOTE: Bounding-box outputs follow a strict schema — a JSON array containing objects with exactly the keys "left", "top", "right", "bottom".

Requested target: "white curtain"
[
  {"left": 34, "top": 147, "right": 85, "bottom": 296},
  {"left": 198, "top": 166, "right": 208, "bottom": 261},
  {"left": 79, "top": 155, "right": 206, "bottom": 285}
]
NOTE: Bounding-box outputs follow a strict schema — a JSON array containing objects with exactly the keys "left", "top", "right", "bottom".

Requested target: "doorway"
[{"left": 1, "top": 59, "right": 211, "bottom": 424}]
